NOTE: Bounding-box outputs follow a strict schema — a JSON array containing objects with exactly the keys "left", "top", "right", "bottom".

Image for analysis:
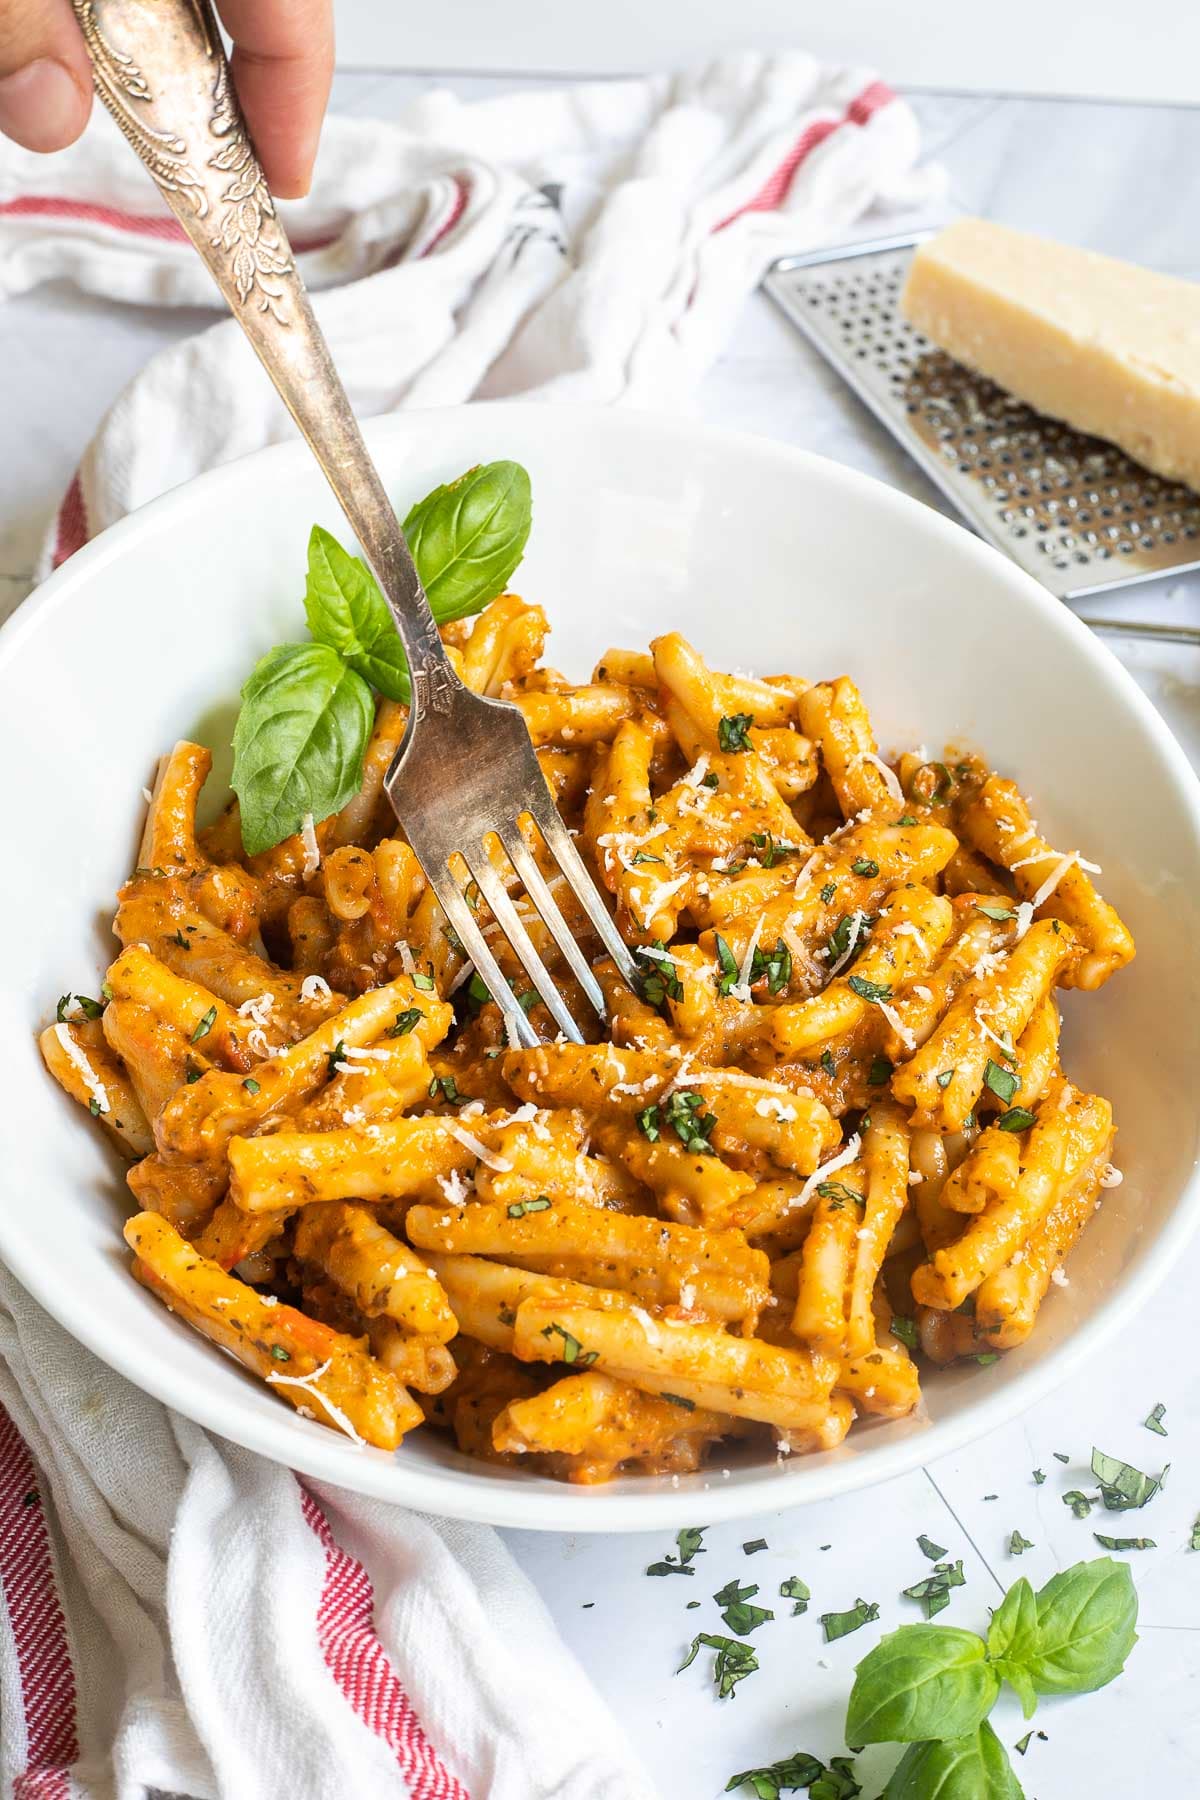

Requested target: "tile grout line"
[{"left": 923, "top": 1465, "right": 1007, "bottom": 1596}]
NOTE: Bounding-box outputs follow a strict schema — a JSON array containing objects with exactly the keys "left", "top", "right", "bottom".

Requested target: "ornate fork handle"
[{"left": 74, "top": 0, "right": 457, "bottom": 711}]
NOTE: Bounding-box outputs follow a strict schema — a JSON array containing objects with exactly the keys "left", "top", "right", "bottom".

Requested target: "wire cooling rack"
[{"left": 764, "top": 233, "right": 1200, "bottom": 644}]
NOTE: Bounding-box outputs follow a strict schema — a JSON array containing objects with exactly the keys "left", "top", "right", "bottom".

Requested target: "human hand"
[{"left": 0, "top": 0, "right": 334, "bottom": 197}]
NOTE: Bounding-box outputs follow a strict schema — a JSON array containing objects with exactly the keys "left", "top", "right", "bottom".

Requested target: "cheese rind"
[{"left": 900, "top": 218, "right": 1200, "bottom": 492}]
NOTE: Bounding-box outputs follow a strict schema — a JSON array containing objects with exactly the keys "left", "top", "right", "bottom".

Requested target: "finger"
[
  {"left": 0, "top": 0, "right": 92, "bottom": 153},
  {"left": 214, "top": 0, "right": 334, "bottom": 200}
]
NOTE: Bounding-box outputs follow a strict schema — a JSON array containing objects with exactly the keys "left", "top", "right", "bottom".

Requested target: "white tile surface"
[{"left": 3, "top": 72, "right": 1199, "bottom": 1799}]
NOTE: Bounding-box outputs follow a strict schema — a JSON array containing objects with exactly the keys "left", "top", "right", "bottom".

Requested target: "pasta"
[{"left": 41, "top": 597, "right": 1132, "bottom": 1482}]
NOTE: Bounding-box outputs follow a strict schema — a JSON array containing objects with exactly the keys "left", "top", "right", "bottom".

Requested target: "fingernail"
[{"left": 0, "top": 59, "right": 89, "bottom": 153}]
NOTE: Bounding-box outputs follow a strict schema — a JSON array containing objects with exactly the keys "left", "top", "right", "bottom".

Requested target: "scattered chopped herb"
[
  {"left": 1190, "top": 1514, "right": 1200, "bottom": 1552},
  {"left": 750, "top": 832, "right": 797, "bottom": 869},
  {"left": 820, "top": 1598, "right": 879, "bottom": 1643},
  {"left": 902, "top": 1559, "right": 964, "bottom": 1619},
  {"left": 718, "top": 713, "right": 755, "bottom": 753},
  {"left": 390, "top": 1008, "right": 423, "bottom": 1036},
  {"left": 896, "top": 814, "right": 916, "bottom": 826},
  {"left": 512, "top": 986, "right": 538, "bottom": 1014},
  {"left": 507, "top": 1196, "right": 552, "bottom": 1219},
  {"left": 976, "top": 904, "right": 1016, "bottom": 922},
  {"left": 678, "top": 1632, "right": 759, "bottom": 1699},
  {"left": 743, "top": 1538, "right": 768, "bottom": 1555},
  {"left": 715, "top": 1579, "right": 774, "bottom": 1635},
  {"left": 663, "top": 1088, "right": 718, "bottom": 1155},
  {"left": 983, "top": 1059, "right": 1019, "bottom": 1105},
  {"left": 1014, "top": 1733, "right": 1034, "bottom": 1757},
  {"left": 412, "top": 971, "right": 435, "bottom": 991},
  {"left": 647, "top": 1560, "right": 696, "bottom": 1578},
  {"left": 962, "top": 1111, "right": 976, "bottom": 1130},
  {"left": 817, "top": 1180, "right": 863, "bottom": 1209},
  {"left": 819, "top": 881, "right": 837, "bottom": 904},
  {"left": 467, "top": 972, "right": 491, "bottom": 1007},
  {"left": 851, "top": 858, "right": 880, "bottom": 878},
  {"left": 1033, "top": 1469, "right": 1046, "bottom": 1485},
  {"left": 1143, "top": 1402, "right": 1168, "bottom": 1436},
  {"left": 779, "top": 1576, "right": 810, "bottom": 1615},
  {"left": 327, "top": 1040, "right": 347, "bottom": 1078},
  {"left": 1091, "top": 1447, "right": 1166, "bottom": 1511},
  {"left": 996, "top": 1106, "right": 1036, "bottom": 1133},
  {"left": 269, "top": 1346, "right": 291, "bottom": 1362},
  {"left": 890, "top": 1316, "right": 918, "bottom": 1352},
  {"left": 725, "top": 1751, "right": 861, "bottom": 1799},
  {"left": 1063, "top": 1490, "right": 1095, "bottom": 1519},
  {"left": 936, "top": 1068, "right": 955, "bottom": 1089},
  {"left": 1093, "top": 1534, "right": 1156, "bottom": 1551},
  {"left": 1008, "top": 1531, "right": 1034, "bottom": 1555},
  {"left": 686, "top": 1600, "right": 700, "bottom": 1609},
  {"left": 916, "top": 1534, "right": 947, "bottom": 1561},
  {"left": 637, "top": 1104, "right": 661, "bottom": 1143},
  {"left": 847, "top": 974, "right": 891, "bottom": 1003},
  {"left": 714, "top": 934, "right": 741, "bottom": 998},
  {"left": 171, "top": 929, "right": 192, "bottom": 949},
  {"left": 184, "top": 1062, "right": 203, "bottom": 1085},
  {"left": 750, "top": 939, "right": 792, "bottom": 995},
  {"left": 540, "top": 1322, "right": 597, "bottom": 1367},
  {"left": 190, "top": 1005, "right": 217, "bottom": 1043},
  {"left": 497, "top": 1305, "right": 516, "bottom": 1328},
  {"left": 55, "top": 994, "right": 71, "bottom": 1023},
  {"left": 974, "top": 1353, "right": 1000, "bottom": 1367},
  {"left": 582, "top": 1601, "right": 595, "bottom": 1608},
  {"left": 428, "top": 1075, "right": 461, "bottom": 1104},
  {"left": 677, "top": 1527, "right": 706, "bottom": 1565},
  {"left": 89, "top": 1098, "right": 101, "bottom": 1116},
  {"left": 639, "top": 941, "right": 685, "bottom": 1010},
  {"left": 868, "top": 1056, "right": 893, "bottom": 1086},
  {"left": 826, "top": 910, "right": 875, "bottom": 965},
  {"left": 1054, "top": 1451, "right": 1070, "bottom": 1464},
  {"left": 702, "top": 771, "right": 720, "bottom": 789},
  {"left": 661, "top": 1392, "right": 696, "bottom": 1411},
  {"left": 819, "top": 1049, "right": 836, "bottom": 1078},
  {"left": 242, "top": 1077, "right": 261, "bottom": 1095},
  {"left": 631, "top": 850, "right": 663, "bottom": 865},
  {"left": 983, "top": 1494, "right": 998, "bottom": 1501}
]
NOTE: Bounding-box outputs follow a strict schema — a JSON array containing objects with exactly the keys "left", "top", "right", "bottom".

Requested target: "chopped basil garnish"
[
  {"left": 936, "top": 1068, "right": 955, "bottom": 1089},
  {"left": 412, "top": 971, "right": 435, "bottom": 991},
  {"left": 540, "top": 1322, "right": 597, "bottom": 1367},
  {"left": 678, "top": 1632, "right": 760, "bottom": 1699},
  {"left": 1093, "top": 1534, "right": 1156, "bottom": 1551},
  {"left": 637, "top": 1104, "right": 661, "bottom": 1143},
  {"left": 191, "top": 1005, "right": 217, "bottom": 1043},
  {"left": 390, "top": 1007, "right": 423, "bottom": 1036},
  {"left": 996, "top": 1106, "right": 1036, "bottom": 1132},
  {"left": 820, "top": 1049, "right": 836, "bottom": 1078},
  {"left": 714, "top": 934, "right": 740, "bottom": 998},
  {"left": 819, "top": 881, "right": 837, "bottom": 904},
  {"left": 868, "top": 1056, "right": 893, "bottom": 1086},
  {"left": 851, "top": 858, "right": 880, "bottom": 878},
  {"left": 1063, "top": 1491, "right": 1095, "bottom": 1519},
  {"left": 1091, "top": 1447, "right": 1166, "bottom": 1511},
  {"left": 327, "top": 1040, "right": 346, "bottom": 1078},
  {"left": 749, "top": 938, "right": 791, "bottom": 994},
  {"left": 1143, "top": 1402, "right": 1168, "bottom": 1436},
  {"left": 242, "top": 1077, "right": 261, "bottom": 1095},
  {"left": 661, "top": 1392, "right": 695, "bottom": 1411},
  {"left": 779, "top": 1576, "right": 810, "bottom": 1615},
  {"left": 902, "top": 1558, "right": 964, "bottom": 1619},
  {"left": 890, "top": 1316, "right": 918, "bottom": 1352},
  {"left": 817, "top": 1180, "right": 862, "bottom": 1209},
  {"left": 725, "top": 1751, "right": 859, "bottom": 1799},
  {"left": 1032, "top": 1469, "right": 1046, "bottom": 1485},
  {"left": 702, "top": 771, "right": 720, "bottom": 789},
  {"left": 717, "top": 713, "right": 754, "bottom": 753},
  {"left": 976, "top": 904, "right": 1015, "bottom": 922},
  {"left": 714, "top": 1578, "right": 774, "bottom": 1635},
  {"left": 983, "top": 1059, "right": 1019, "bottom": 1105},
  {"left": 847, "top": 974, "right": 891, "bottom": 1002},
  {"left": 743, "top": 1538, "right": 768, "bottom": 1555},
  {"left": 1008, "top": 1531, "right": 1034, "bottom": 1555},
  {"left": 507, "top": 1196, "right": 552, "bottom": 1218},
  {"left": 820, "top": 1598, "right": 880, "bottom": 1642},
  {"left": 917, "top": 1534, "right": 948, "bottom": 1561}
]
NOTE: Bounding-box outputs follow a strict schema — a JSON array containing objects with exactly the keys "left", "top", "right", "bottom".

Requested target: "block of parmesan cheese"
[{"left": 901, "top": 218, "right": 1200, "bottom": 491}]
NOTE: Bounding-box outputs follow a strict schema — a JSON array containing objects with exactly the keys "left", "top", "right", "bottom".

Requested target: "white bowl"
[{"left": 4, "top": 403, "right": 1199, "bottom": 1531}]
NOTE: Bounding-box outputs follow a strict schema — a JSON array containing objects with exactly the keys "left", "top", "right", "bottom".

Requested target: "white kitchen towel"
[
  {"left": 0, "top": 50, "right": 939, "bottom": 1800},
  {"left": 0, "top": 51, "right": 941, "bottom": 570}
]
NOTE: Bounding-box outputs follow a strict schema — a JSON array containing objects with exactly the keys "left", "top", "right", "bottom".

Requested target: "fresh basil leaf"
[
  {"left": 303, "top": 525, "right": 412, "bottom": 702},
  {"left": 987, "top": 1577, "right": 1039, "bottom": 1718},
  {"left": 678, "top": 1632, "right": 759, "bottom": 1699},
  {"left": 881, "top": 1722, "right": 1024, "bottom": 1800},
  {"left": 1018, "top": 1558, "right": 1138, "bottom": 1697},
  {"left": 401, "top": 460, "right": 532, "bottom": 622},
  {"left": 846, "top": 1624, "right": 999, "bottom": 1745},
  {"left": 232, "top": 643, "right": 372, "bottom": 855}
]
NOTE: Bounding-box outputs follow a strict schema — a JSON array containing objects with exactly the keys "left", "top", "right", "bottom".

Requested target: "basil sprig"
[
  {"left": 231, "top": 461, "right": 532, "bottom": 854},
  {"left": 846, "top": 1558, "right": 1137, "bottom": 1795}
]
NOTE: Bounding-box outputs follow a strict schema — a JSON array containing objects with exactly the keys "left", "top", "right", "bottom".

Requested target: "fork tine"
[
  {"left": 499, "top": 825, "right": 607, "bottom": 1021},
  {"left": 425, "top": 865, "right": 539, "bottom": 1050},
  {"left": 462, "top": 844, "right": 585, "bottom": 1045},
  {"left": 525, "top": 789, "right": 641, "bottom": 989}
]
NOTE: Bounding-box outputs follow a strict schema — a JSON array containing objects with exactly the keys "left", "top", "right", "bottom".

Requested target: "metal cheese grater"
[{"left": 764, "top": 232, "right": 1200, "bottom": 644}]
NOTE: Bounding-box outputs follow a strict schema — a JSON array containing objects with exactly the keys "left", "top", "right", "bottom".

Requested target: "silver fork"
[{"left": 78, "top": 0, "right": 639, "bottom": 1047}]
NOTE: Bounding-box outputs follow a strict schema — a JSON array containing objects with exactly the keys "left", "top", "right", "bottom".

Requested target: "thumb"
[{"left": 0, "top": 0, "right": 92, "bottom": 153}]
